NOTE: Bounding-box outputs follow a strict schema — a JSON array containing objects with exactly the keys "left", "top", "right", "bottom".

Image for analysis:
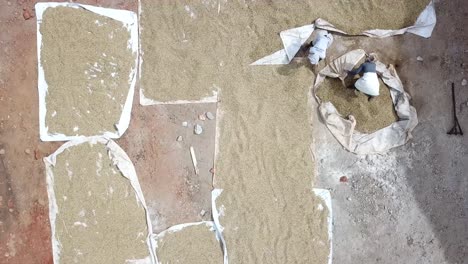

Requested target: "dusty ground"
[
  {"left": 118, "top": 103, "right": 216, "bottom": 233},
  {"left": 314, "top": 1, "right": 468, "bottom": 263},
  {"left": 0, "top": 0, "right": 466, "bottom": 264}
]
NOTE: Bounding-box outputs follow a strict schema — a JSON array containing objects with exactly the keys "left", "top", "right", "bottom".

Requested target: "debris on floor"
[
  {"left": 23, "top": 8, "right": 33, "bottom": 20},
  {"left": 190, "top": 146, "right": 199, "bottom": 175},
  {"left": 194, "top": 124, "right": 203, "bottom": 135},
  {"left": 206, "top": 112, "right": 215, "bottom": 120}
]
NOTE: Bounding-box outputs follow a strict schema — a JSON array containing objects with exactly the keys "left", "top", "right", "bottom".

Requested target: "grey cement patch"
[{"left": 314, "top": 1, "right": 468, "bottom": 263}]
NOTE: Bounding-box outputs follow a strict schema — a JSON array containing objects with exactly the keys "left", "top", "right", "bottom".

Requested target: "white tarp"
[
  {"left": 211, "top": 188, "right": 333, "bottom": 264},
  {"left": 313, "top": 49, "right": 418, "bottom": 154},
  {"left": 153, "top": 221, "right": 228, "bottom": 264},
  {"left": 44, "top": 137, "right": 156, "bottom": 264},
  {"left": 36, "top": 3, "right": 139, "bottom": 141},
  {"left": 251, "top": 24, "right": 315, "bottom": 65},
  {"left": 252, "top": 1, "right": 436, "bottom": 65}
]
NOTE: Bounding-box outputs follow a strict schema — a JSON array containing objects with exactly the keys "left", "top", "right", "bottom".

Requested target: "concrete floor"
[
  {"left": 315, "top": 1, "right": 468, "bottom": 263},
  {"left": 0, "top": 0, "right": 466, "bottom": 263},
  {"left": 118, "top": 103, "right": 217, "bottom": 233}
]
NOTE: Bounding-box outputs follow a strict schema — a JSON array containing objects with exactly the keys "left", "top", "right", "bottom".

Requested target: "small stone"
[
  {"left": 24, "top": 149, "right": 31, "bottom": 154},
  {"left": 339, "top": 176, "right": 348, "bottom": 183},
  {"left": 200, "top": 210, "right": 206, "bottom": 216},
  {"left": 23, "top": 9, "right": 32, "bottom": 20},
  {"left": 347, "top": 197, "right": 352, "bottom": 201},
  {"left": 194, "top": 124, "right": 203, "bottom": 135},
  {"left": 0, "top": 149, "right": 5, "bottom": 155},
  {"left": 206, "top": 112, "right": 215, "bottom": 120},
  {"left": 34, "top": 149, "right": 42, "bottom": 160},
  {"left": 462, "top": 79, "right": 467, "bottom": 86},
  {"left": 8, "top": 208, "right": 13, "bottom": 213},
  {"left": 198, "top": 114, "right": 206, "bottom": 121},
  {"left": 182, "top": 121, "right": 188, "bottom": 127},
  {"left": 416, "top": 56, "right": 423, "bottom": 62},
  {"left": 176, "top": 136, "right": 183, "bottom": 142}
]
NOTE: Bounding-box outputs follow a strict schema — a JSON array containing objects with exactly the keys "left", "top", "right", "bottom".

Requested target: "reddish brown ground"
[
  {"left": 0, "top": 0, "right": 216, "bottom": 263},
  {"left": 118, "top": 103, "right": 217, "bottom": 233}
]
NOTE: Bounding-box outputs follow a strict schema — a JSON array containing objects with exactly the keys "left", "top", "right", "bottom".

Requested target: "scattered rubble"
[
  {"left": 182, "top": 121, "right": 188, "bottom": 127},
  {"left": 200, "top": 209, "right": 206, "bottom": 216},
  {"left": 34, "top": 149, "right": 43, "bottom": 160},
  {"left": 198, "top": 114, "right": 206, "bottom": 121},
  {"left": 176, "top": 136, "right": 183, "bottom": 142},
  {"left": 194, "top": 124, "right": 203, "bottom": 135},
  {"left": 24, "top": 148, "right": 31, "bottom": 155},
  {"left": 416, "top": 56, "right": 424, "bottom": 62},
  {"left": 22, "top": 8, "right": 33, "bottom": 20},
  {"left": 189, "top": 146, "right": 199, "bottom": 175},
  {"left": 206, "top": 112, "right": 215, "bottom": 120}
]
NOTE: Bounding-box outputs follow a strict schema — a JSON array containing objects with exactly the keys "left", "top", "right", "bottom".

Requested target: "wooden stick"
[{"left": 190, "top": 146, "right": 199, "bottom": 175}]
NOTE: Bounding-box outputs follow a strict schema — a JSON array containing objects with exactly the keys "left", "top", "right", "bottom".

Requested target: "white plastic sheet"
[
  {"left": 211, "top": 188, "right": 332, "bottom": 264},
  {"left": 44, "top": 137, "right": 156, "bottom": 264},
  {"left": 252, "top": 1, "right": 436, "bottom": 65},
  {"left": 251, "top": 24, "right": 315, "bottom": 65},
  {"left": 313, "top": 49, "right": 418, "bottom": 154},
  {"left": 153, "top": 221, "right": 228, "bottom": 264},
  {"left": 36, "top": 3, "right": 139, "bottom": 141},
  {"left": 313, "top": 188, "right": 333, "bottom": 264}
]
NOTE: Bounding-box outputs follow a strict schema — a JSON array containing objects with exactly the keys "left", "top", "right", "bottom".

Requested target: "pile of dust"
[
  {"left": 155, "top": 223, "right": 223, "bottom": 263},
  {"left": 140, "top": 0, "right": 429, "bottom": 101},
  {"left": 40, "top": 6, "right": 135, "bottom": 136},
  {"left": 316, "top": 77, "right": 398, "bottom": 133},
  {"left": 50, "top": 143, "right": 150, "bottom": 263}
]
